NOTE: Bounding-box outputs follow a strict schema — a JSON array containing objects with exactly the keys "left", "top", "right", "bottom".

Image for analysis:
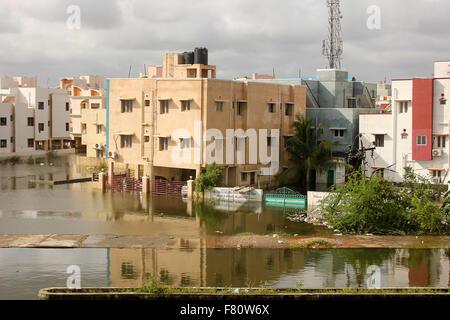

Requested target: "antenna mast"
[{"left": 322, "top": 0, "right": 343, "bottom": 69}]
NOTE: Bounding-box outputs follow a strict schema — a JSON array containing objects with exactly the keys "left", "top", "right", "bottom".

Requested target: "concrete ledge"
[
  {"left": 0, "top": 234, "right": 449, "bottom": 249},
  {"left": 38, "top": 287, "right": 450, "bottom": 300}
]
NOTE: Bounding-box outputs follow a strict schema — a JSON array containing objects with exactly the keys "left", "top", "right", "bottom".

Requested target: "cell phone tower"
[{"left": 322, "top": 0, "right": 344, "bottom": 69}]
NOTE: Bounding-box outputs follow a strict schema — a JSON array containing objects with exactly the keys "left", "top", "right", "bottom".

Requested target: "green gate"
[{"left": 264, "top": 187, "right": 306, "bottom": 209}]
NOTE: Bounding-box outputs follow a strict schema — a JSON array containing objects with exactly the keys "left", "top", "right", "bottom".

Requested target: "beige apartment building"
[
  {"left": 59, "top": 76, "right": 106, "bottom": 158},
  {"left": 107, "top": 50, "right": 306, "bottom": 187}
]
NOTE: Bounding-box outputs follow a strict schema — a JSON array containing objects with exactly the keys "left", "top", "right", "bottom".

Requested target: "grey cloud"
[{"left": 0, "top": 0, "right": 449, "bottom": 86}]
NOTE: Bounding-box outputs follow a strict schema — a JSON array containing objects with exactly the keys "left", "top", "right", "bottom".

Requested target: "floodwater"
[
  {"left": 0, "top": 156, "right": 448, "bottom": 300},
  {"left": 0, "top": 248, "right": 448, "bottom": 300},
  {"left": 0, "top": 156, "right": 333, "bottom": 237}
]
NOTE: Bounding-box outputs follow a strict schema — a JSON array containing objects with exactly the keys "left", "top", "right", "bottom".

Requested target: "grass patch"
[
  {"left": 300, "top": 239, "right": 335, "bottom": 249},
  {"left": 49, "top": 287, "right": 447, "bottom": 295}
]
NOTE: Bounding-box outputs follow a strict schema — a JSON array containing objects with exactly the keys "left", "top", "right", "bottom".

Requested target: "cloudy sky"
[{"left": 0, "top": 0, "right": 449, "bottom": 86}]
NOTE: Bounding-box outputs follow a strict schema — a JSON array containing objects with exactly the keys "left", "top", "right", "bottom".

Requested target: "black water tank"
[
  {"left": 183, "top": 51, "right": 194, "bottom": 64},
  {"left": 194, "top": 47, "right": 208, "bottom": 65}
]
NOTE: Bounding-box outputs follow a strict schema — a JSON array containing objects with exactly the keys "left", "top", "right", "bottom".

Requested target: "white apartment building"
[
  {"left": 59, "top": 76, "right": 105, "bottom": 156},
  {"left": 0, "top": 76, "right": 71, "bottom": 155},
  {"left": 360, "top": 61, "right": 450, "bottom": 184}
]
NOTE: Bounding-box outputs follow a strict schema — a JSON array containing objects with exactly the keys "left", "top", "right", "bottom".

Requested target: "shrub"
[
  {"left": 322, "top": 169, "right": 449, "bottom": 234},
  {"left": 409, "top": 197, "right": 449, "bottom": 233},
  {"left": 323, "top": 170, "right": 409, "bottom": 234},
  {"left": 194, "top": 163, "right": 223, "bottom": 193}
]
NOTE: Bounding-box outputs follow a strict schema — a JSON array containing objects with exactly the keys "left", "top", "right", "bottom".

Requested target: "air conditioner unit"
[
  {"left": 108, "top": 151, "right": 116, "bottom": 159},
  {"left": 432, "top": 149, "right": 443, "bottom": 157},
  {"left": 95, "top": 143, "right": 101, "bottom": 149}
]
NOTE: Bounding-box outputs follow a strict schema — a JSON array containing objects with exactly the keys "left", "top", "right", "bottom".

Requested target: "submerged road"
[{"left": 0, "top": 234, "right": 448, "bottom": 249}]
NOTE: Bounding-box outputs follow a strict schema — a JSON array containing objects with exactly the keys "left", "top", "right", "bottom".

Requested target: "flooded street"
[
  {"left": 0, "top": 248, "right": 448, "bottom": 300},
  {"left": 0, "top": 156, "right": 332, "bottom": 237},
  {"left": 0, "top": 156, "right": 449, "bottom": 299}
]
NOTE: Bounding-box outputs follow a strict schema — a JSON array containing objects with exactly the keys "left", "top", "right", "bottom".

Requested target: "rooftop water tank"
[
  {"left": 194, "top": 47, "right": 208, "bottom": 65},
  {"left": 183, "top": 51, "right": 194, "bottom": 65}
]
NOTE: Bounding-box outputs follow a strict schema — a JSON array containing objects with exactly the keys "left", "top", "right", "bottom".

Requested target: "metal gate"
[{"left": 264, "top": 187, "right": 306, "bottom": 209}]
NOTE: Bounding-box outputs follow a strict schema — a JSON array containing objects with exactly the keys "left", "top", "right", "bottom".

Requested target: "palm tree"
[{"left": 277, "top": 115, "right": 338, "bottom": 192}]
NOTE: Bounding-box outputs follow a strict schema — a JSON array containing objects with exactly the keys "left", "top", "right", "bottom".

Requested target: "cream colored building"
[
  {"left": 59, "top": 76, "right": 106, "bottom": 157},
  {"left": 107, "top": 51, "right": 307, "bottom": 187}
]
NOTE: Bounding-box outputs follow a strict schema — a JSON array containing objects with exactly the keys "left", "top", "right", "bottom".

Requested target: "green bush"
[
  {"left": 194, "top": 163, "right": 223, "bottom": 193},
  {"left": 323, "top": 171, "right": 409, "bottom": 234},
  {"left": 322, "top": 169, "right": 449, "bottom": 235},
  {"left": 409, "top": 197, "right": 449, "bottom": 233}
]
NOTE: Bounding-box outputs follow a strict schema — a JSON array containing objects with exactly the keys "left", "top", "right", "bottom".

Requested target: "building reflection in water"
[{"left": 108, "top": 248, "right": 449, "bottom": 289}]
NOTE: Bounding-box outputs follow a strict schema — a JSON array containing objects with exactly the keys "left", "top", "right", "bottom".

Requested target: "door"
[
  {"left": 327, "top": 170, "right": 335, "bottom": 189},
  {"left": 308, "top": 170, "right": 316, "bottom": 191},
  {"left": 250, "top": 172, "right": 255, "bottom": 185}
]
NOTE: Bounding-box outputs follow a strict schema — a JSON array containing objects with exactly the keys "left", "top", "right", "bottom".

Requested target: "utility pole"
[{"left": 322, "top": 0, "right": 344, "bottom": 69}]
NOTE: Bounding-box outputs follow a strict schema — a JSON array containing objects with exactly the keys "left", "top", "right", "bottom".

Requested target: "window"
[
  {"left": 121, "top": 100, "right": 133, "bottom": 113},
  {"left": 159, "top": 137, "right": 169, "bottom": 150},
  {"left": 65, "top": 123, "right": 69, "bottom": 132},
  {"left": 399, "top": 101, "right": 408, "bottom": 113},
  {"left": 0, "top": 140, "right": 6, "bottom": 148},
  {"left": 120, "top": 135, "right": 132, "bottom": 148},
  {"left": 241, "top": 172, "right": 248, "bottom": 181},
  {"left": 160, "top": 100, "right": 169, "bottom": 114},
  {"left": 96, "top": 149, "right": 103, "bottom": 158},
  {"left": 432, "top": 170, "right": 442, "bottom": 179},
  {"left": 145, "top": 100, "right": 151, "bottom": 107},
  {"left": 440, "top": 99, "right": 447, "bottom": 105},
  {"left": 236, "top": 137, "right": 245, "bottom": 151},
  {"left": 96, "top": 125, "right": 102, "bottom": 134},
  {"left": 417, "top": 135, "right": 427, "bottom": 146},
  {"left": 215, "top": 138, "right": 223, "bottom": 152},
  {"left": 38, "top": 123, "right": 44, "bottom": 133},
  {"left": 375, "top": 135, "right": 385, "bottom": 147},
  {"left": 285, "top": 103, "right": 293, "bottom": 116},
  {"left": 180, "top": 138, "right": 191, "bottom": 149},
  {"left": 333, "top": 129, "right": 345, "bottom": 138},
  {"left": 144, "top": 136, "right": 150, "bottom": 143},
  {"left": 267, "top": 136, "right": 272, "bottom": 147},
  {"left": 28, "top": 139, "right": 34, "bottom": 148},
  {"left": 81, "top": 123, "right": 87, "bottom": 134},
  {"left": 237, "top": 102, "right": 246, "bottom": 115},
  {"left": 10, "top": 115, "right": 13, "bottom": 122},
  {"left": 91, "top": 103, "right": 100, "bottom": 109},
  {"left": 0, "top": 117, "right": 6, "bottom": 126},
  {"left": 268, "top": 103, "right": 276, "bottom": 113},
  {"left": 433, "top": 136, "right": 446, "bottom": 148},
  {"left": 10, "top": 137, "right": 13, "bottom": 143},
  {"left": 38, "top": 102, "right": 44, "bottom": 110},
  {"left": 216, "top": 101, "right": 223, "bottom": 112},
  {"left": 181, "top": 100, "right": 191, "bottom": 111},
  {"left": 65, "top": 102, "right": 70, "bottom": 111}
]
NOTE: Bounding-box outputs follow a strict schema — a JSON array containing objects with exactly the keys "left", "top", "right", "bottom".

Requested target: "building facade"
[
  {"left": 0, "top": 78, "right": 71, "bottom": 155},
  {"left": 360, "top": 61, "right": 450, "bottom": 184},
  {"left": 59, "top": 76, "right": 106, "bottom": 157},
  {"left": 106, "top": 51, "right": 307, "bottom": 187}
]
